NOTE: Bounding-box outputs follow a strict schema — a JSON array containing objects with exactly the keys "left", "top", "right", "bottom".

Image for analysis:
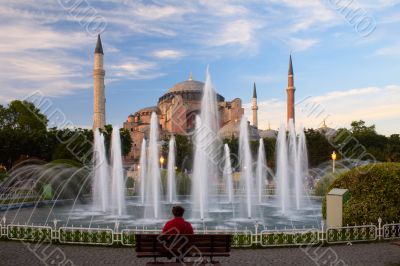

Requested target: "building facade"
[
  {"left": 123, "top": 75, "right": 245, "bottom": 162},
  {"left": 91, "top": 36, "right": 297, "bottom": 163}
]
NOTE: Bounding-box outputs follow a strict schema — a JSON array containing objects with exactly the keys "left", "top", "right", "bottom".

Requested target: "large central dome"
[
  {"left": 159, "top": 75, "right": 225, "bottom": 103},
  {"left": 167, "top": 79, "right": 204, "bottom": 93}
]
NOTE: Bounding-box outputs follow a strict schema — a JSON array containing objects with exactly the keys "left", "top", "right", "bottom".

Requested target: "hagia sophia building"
[{"left": 92, "top": 35, "right": 298, "bottom": 164}]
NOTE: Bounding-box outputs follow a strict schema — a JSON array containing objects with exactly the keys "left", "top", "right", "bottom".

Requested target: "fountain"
[
  {"left": 256, "top": 138, "right": 267, "bottom": 204},
  {"left": 275, "top": 120, "right": 309, "bottom": 213},
  {"left": 2, "top": 68, "right": 321, "bottom": 232},
  {"left": 288, "top": 119, "right": 297, "bottom": 211},
  {"left": 191, "top": 68, "right": 220, "bottom": 220},
  {"left": 239, "top": 118, "right": 254, "bottom": 219},
  {"left": 167, "top": 136, "right": 176, "bottom": 203},
  {"left": 139, "top": 139, "right": 147, "bottom": 204},
  {"left": 276, "top": 124, "right": 289, "bottom": 214},
  {"left": 295, "top": 126, "right": 308, "bottom": 209},
  {"left": 111, "top": 126, "right": 126, "bottom": 216},
  {"left": 92, "top": 129, "right": 109, "bottom": 212},
  {"left": 223, "top": 144, "right": 233, "bottom": 203},
  {"left": 144, "top": 112, "right": 161, "bottom": 219}
]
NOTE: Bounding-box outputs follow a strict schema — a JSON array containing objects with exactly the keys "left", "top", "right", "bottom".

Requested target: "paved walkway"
[{"left": 0, "top": 240, "right": 400, "bottom": 266}]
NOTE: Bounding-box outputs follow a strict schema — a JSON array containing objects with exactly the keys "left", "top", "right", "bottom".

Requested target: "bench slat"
[{"left": 135, "top": 234, "right": 232, "bottom": 259}]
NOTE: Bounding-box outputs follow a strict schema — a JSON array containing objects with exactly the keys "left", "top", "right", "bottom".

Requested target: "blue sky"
[{"left": 0, "top": 0, "right": 399, "bottom": 135}]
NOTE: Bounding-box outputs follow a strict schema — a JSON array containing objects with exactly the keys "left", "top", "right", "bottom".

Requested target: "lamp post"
[
  {"left": 159, "top": 156, "right": 165, "bottom": 169},
  {"left": 331, "top": 151, "right": 337, "bottom": 173}
]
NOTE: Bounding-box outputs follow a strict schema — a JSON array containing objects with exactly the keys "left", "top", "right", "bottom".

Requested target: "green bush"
[
  {"left": 322, "top": 163, "right": 400, "bottom": 225},
  {"left": 314, "top": 173, "right": 339, "bottom": 197}
]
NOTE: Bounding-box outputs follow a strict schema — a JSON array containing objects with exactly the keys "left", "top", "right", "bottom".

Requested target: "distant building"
[
  {"left": 91, "top": 36, "right": 297, "bottom": 163},
  {"left": 123, "top": 75, "right": 245, "bottom": 162},
  {"left": 317, "top": 120, "right": 337, "bottom": 137}
]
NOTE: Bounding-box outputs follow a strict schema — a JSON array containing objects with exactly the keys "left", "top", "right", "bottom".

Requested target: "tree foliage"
[{"left": 0, "top": 101, "right": 131, "bottom": 169}]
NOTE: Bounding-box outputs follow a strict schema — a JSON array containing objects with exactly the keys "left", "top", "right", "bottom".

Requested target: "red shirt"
[{"left": 162, "top": 217, "right": 194, "bottom": 235}]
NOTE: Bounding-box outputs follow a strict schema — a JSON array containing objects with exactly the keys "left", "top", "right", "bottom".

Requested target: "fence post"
[
  {"left": 254, "top": 221, "right": 259, "bottom": 246},
  {"left": 378, "top": 217, "right": 382, "bottom": 240}
]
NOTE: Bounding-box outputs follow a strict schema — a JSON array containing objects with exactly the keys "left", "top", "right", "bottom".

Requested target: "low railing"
[{"left": 0, "top": 218, "right": 398, "bottom": 248}]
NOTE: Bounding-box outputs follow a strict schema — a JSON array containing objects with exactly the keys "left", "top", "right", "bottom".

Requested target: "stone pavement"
[{"left": 0, "top": 240, "right": 400, "bottom": 266}]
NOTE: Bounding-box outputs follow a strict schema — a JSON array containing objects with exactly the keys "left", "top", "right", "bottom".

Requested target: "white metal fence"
[{"left": 0, "top": 218, "right": 398, "bottom": 248}]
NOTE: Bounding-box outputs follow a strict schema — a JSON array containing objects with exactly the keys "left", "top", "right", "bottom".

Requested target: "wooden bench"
[{"left": 135, "top": 234, "right": 232, "bottom": 265}]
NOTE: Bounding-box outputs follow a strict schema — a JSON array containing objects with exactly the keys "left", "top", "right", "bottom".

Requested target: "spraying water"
[
  {"left": 110, "top": 126, "right": 126, "bottom": 216},
  {"left": 276, "top": 124, "right": 289, "bottom": 214},
  {"left": 256, "top": 138, "right": 267, "bottom": 204},
  {"left": 144, "top": 112, "right": 161, "bottom": 219},
  {"left": 295, "top": 126, "right": 308, "bottom": 209},
  {"left": 287, "top": 119, "right": 297, "bottom": 211},
  {"left": 167, "top": 136, "right": 176, "bottom": 203},
  {"left": 191, "top": 68, "right": 220, "bottom": 220},
  {"left": 93, "top": 129, "right": 109, "bottom": 212},
  {"left": 223, "top": 144, "right": 233, "bottom": 203},
  {"left": 239, "top": 118, "right": 253, "bottom": 219},
  {"left": 139, "top": 139, "right": 147, "bottom": 204}
]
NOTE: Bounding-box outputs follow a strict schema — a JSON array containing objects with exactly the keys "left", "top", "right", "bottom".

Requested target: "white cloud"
[
  {"left": 109, "top": 58, "right": 163, "bottom": 80},
  {"left": 268, "top": 0, "right": 338, "bottom": 32},
  {"left": 209, "top": 19, "right": 263, "bottom": 48},
  {"left": 245, "top": 85, "right": 400, "bottom": 135},
  {"left": 285, "top": 37, "right": 320, "bottom": 51},
  {"left": 152, "top": 49, "right": 185, "bottom": 59},
  {"left": 374, "top": 44, "right": 400, "bottom": 57}
]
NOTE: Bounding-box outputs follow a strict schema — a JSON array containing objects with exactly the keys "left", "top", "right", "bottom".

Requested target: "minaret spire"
[
  {"left": 288, "top": 53, "right": 293, "bottom": 75},
  {"left": 95, "top": 34, "right": 104, "bottom": 54},
  {"left": 287, "top": 54, "right": 295, "bottom": 124},
  {"left": 252, "top": 82, "right": 258, "bottom": 128},
  {"left": 93, "top": 34, "right": 106, "bottom": 130}
]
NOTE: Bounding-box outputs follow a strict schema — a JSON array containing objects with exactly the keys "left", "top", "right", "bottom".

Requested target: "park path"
[{"left": 0, "top": 240, "right": 399, "bottom": 266}]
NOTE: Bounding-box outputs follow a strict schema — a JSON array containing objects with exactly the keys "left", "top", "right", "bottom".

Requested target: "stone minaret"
[
  {"left": 93, "top": 34, "right": 106, "bottom": 130},
  {"left": 287, "top": 54, "right": 295, "bottom": 124},
  {"left": 252, "top": 82, "right": 258, "bottom": 128}
]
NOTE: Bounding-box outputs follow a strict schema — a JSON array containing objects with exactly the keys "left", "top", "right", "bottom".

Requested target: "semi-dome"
[
  {"left": 167, "top": 80, "right": 205, "bottom": 93},
  {"left": 135, "top": 106, "right": 159, "bottom": 115}
]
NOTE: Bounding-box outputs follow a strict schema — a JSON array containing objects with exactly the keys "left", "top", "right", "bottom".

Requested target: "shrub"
[
  {"left": 314, "top": 173, "right": 339, "bottom": 197},
  {"left": 322, "top": 163, "right": 400, "bottom": 225}
]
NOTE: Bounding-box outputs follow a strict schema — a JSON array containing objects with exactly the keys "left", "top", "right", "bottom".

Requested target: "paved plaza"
[{"left": 0, "top": 240, "right": 400, "bottom": 266}]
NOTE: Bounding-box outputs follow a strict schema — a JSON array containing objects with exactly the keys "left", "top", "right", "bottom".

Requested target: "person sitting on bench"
[{"left": 162, "top": 206, "right": 194, "bottom": 235}]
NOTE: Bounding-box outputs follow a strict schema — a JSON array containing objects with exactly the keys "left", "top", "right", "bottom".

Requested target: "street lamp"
[
  {"left": 159, "top": 156, "right": 165, "bottom": 169},
  {"left": 331, "top": 151, "right": 337, "bottom": 173}
]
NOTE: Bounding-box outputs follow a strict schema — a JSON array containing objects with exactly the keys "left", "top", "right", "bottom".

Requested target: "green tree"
[
  {"left": 175, "top": 135, "right": 193, "bottom": 171},
  {"left": 386, "top": 134, "right": 400, "bottom": 162},
  {"left": 0, "top": 100, "right": 47, "bottom": 132},
  {"left": 101, "top": 125, "right": 132, "bottom": 157},
  {"left": 305, "top": 129, "right": 332, "bottom": 167},
  {"left": 263, "top": 137, "right": 276, "bottom": 169},
  {"left": 350, "top": 120, "right": 376, "bottom": 134}
]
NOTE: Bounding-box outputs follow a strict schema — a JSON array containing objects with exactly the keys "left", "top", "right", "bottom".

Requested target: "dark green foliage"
[
  {"left": 119, "top": 128, "right": 133, "bottom": 156},
  {"left": 0, "top": 100, "right": 47, "bottom": 132},
  {"left": 101, "top": 125, "right": 132, "bottom": 157},
  {"left": 304, "top": 129, "right": 332, "bottom": 167},
  {"left": 51, "top": 128, "right": 94, "bottom": 164},
  {"left": 322, "top": 163, "right": 400, "bottom": 225},
  {"left": 175, "top": 134, "right": 193, "bottom": 171},
  {"left": 263, "top": 138, "right": 276, "bottom": 169},
  {"left": 333, "top": 120, "right": 390, "bottom": 162},
  {"left": 223, "top": 137, "right": 239, "bottom": 170},
  {"left": 314, "top": 172, "right": 339, "bottom": 196},
  {"left": 386, "top": 134, "right": 400, "bottom": 162},
  {"left": 160, "top": 169, "right": 191, "bottom": 195}
]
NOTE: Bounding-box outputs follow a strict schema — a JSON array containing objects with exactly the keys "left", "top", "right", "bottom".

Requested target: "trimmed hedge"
[{"left": 323, "top": 163, "right": 400, "bottom": 225}]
